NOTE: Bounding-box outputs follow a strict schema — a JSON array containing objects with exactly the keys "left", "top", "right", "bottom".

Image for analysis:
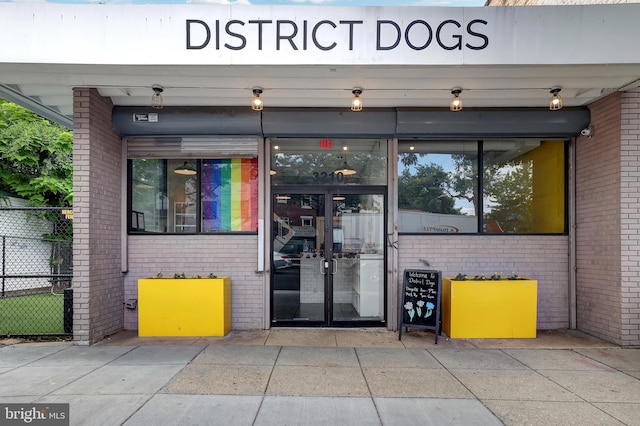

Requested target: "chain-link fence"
[{"left": 0, "top": 207, "right": 73, "bottom": 337}]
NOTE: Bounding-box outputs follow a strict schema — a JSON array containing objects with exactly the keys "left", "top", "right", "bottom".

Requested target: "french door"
[{"left": 271, "top": 188, "right": 386, "bottom": 326}]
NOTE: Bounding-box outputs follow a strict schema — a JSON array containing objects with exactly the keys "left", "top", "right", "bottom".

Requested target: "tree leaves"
[
  {"left": 398, "top": 163, "right": 461, "bottom": 215},
  {"left": 0, "top": 99, "right": 72, "bottom": 206}
]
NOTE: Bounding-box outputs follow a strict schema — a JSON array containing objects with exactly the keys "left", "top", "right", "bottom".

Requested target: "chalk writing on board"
[
  {"left": 399, "top": 269, "right": 441, "bottom": 343},
  {"left": 401, "top": 270, "right": 439, "bottom": 327}
]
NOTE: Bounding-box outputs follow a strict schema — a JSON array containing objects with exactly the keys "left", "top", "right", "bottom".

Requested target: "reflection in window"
[
  {"left": 169, "top": 159, "right": 198, "bottom": 233},
  {"left": 271, "top": 139, "right": 387, "bottom": 186},
  {"left": 130, "top": 158, "right": 258, "bottom": 233},
  {"left": 398, "top": 142, "right": 478, "bottom": 233},
  {"left": 483, "top": 140, "right": 565, "bottom": 233},
  {"left": 131, "top": 159, "right": 168, "bottom": 233},
  {"left": 398, "top": 140, "right": 566, "bottom": 234}
]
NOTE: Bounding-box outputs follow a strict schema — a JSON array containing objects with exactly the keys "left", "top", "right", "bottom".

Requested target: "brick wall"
[
  {"left": 124, "top": 235, "right": 265, "bottom": 330},
  {"left": 576, "top": 92, "right": 623, "bottom": 344},
  {"left": 72, "top": 88, "right": 124, "bottom": 345},
  {"left": 620, "top": 89, "right": 640, "bottom": 346},
  {"left": 398, "top": 235, "right": 570, "bottom": 329},
  {"left": 127, "top": 235, "right": 566, "bottom": 331}
]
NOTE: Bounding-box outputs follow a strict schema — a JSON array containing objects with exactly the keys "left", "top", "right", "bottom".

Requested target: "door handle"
[
  {"left": 332, "top": 258, "right": 337, "bottom": 274},
  {"left": 320, "top": 258, "right": 328, "bottom": 275}
]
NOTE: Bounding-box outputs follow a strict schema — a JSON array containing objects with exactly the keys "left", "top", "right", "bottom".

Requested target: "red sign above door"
[{"left": 319, "top": 139, "right": 333, "bottom": 149}]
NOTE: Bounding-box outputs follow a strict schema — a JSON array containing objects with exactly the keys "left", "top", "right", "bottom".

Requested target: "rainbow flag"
[{"left": 202, "top": 158, "right": 258, "bottom": 231}]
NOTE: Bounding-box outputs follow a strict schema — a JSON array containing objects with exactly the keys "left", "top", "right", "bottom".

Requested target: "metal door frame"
[{"left": 270, "top": 186, "right": 387, "bottom": 327}]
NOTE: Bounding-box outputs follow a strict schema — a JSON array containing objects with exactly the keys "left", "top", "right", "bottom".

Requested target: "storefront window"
[
  {"left": 201, "top": 158, "right": 258, "bottom": 232},
  {"left": 398, "top": 140, "right": 566, "bottom": 234},
  {"left": 271, "top": 138, "right": 387, "bottom": 186},
  {"left": 131, "top": 159, "right": 168, "bottom": 233},
  {"left": 398, "top": 141, "right": 479, "bottom": 233},
  {"left": 483, "top": 140, "right": 565, "bottom": 233},
  {"left": 130, "top": 158, "right": 258, "bottom": 233}
]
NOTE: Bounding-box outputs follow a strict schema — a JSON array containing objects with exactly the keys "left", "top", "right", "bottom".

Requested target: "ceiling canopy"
[{"left": 1, "top": 4, "right": 639, "bottom": 128}]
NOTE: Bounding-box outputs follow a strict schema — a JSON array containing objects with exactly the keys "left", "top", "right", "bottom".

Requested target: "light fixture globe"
[
  {"left": 549, "top": 86, "right": 563, "bottom": 111},
  {"left": 151, "top": 84, "right": 164, "bottom": 110},
  {"left": 351, "top": 88, "right": 363, "bottom": 112},
  {"left": 252, "top": 87, "right": 264, "bottom": 111},
  {"left": 450, "top": 88, "right": 462, "bottom": 112}
]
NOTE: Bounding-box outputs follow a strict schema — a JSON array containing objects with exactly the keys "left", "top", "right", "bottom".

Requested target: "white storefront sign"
[{"left": 1, "top": 4, "right": 639, "bottom": 66}]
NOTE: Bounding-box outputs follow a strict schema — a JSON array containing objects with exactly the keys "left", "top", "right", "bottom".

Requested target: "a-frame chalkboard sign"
[{"left": 398, "top": 269, "right": 442, "bottom": 344}]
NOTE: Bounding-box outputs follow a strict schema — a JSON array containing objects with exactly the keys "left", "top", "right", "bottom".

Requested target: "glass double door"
[{"left": 271, "top": 189, "right": 386, "bottom": 326}]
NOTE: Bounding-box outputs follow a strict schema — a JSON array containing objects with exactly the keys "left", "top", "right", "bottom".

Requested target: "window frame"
[
  {"left": 127, "top": 158, "right": 259, "bottom": 235},
  {"left": 397, "top": 139, "right": 569, "bottom": 236}
]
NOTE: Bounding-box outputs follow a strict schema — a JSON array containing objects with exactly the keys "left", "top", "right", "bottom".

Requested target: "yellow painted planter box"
[
  {"left": 138, "top": 276, "right": 231, "bottom": 337},
  {"left": 442, "top": 277, "right": 537, "bottom": 338}
]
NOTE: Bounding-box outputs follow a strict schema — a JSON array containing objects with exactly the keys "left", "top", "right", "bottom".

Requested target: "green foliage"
[
  {"left": 450, "top": 154, "right": 479, "bottom": 213},
  {"left": 398, "top": 163, "right": 461, "bottom": 215},
  {"left": 271, "top": 150, "right": 387, "bottom": 185},
  {"left": 483, "top": 160, "right": 533, "bottom": 232},
  {"left": 0, "top": 99, "right": 72, "bottom": 206},
  {"left": 399, "top": 149, "right": 536, "bottom": 232},
  {"left": 152, "top": 272, "right": 219, "bottom": 279},
  {"left": 453, "top": 272, "right": 524, "bottom": 281}
]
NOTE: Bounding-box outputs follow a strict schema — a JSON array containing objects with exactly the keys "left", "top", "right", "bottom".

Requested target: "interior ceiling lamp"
[
  {"left": 351, "top": 88, "right": 363, "bottom": 112},
  {"left": 134, "top": 180, "right": 154, "bottom": 189},
  {"left": 269, "top": 169, "right": 277, "bottom": 175},
  {"left": 336, "top": 162, "right": 357, "bottom": 175},
  {"left": 251, "top": 87, "right": 264, "bottom": 111},
  {"left": 450, "top": 88, "right": 462, "bottom": 112},
  {"left": 335, "top": 146, "right": 357, "bottom": 176},
  {"left": 174, "top": 161, "right": 197, "bottom": 175},
  {"left": 275, "top": 194, "right": 291, "bottom": 200},
  {"left": 549, "top": 86, "right": 563, "bottom": 111},
  {"left": 333, "top": 195, "right": 346, "bottom": 201},
  {"left": 151, "top": 85, "right": 164, "bottom": 109}
]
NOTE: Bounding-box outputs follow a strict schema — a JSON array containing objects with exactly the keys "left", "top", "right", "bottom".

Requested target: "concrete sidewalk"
[{"left": 1, "top": 329, "right": 639, "bottom": 425}]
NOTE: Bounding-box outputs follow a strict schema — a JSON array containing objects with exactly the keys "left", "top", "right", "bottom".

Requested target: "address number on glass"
[{"left": 313, "top": 171, "right": 345, "bottom": 183}]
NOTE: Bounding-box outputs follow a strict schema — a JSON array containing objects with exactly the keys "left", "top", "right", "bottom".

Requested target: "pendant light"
[
  {"left": 334, "top": 146, "right": 356, "bottom": 176},
  {"left": 335, "top": 161, "right": 357, "bottom": 176},
  {"left": 450, "top": 88, "right": 462, "bottom": 112},
  {"left": 549, "top": 86, "right": 563, "bottom": 110},
  {"left": 174, "top": 161, "right": 197, "bottom": 175},
  {"left": 351, "top": 88, "right": 363, "bottom": 112},
  {"left": 252, "top": 87, "right": 264, "bottom": 111},
  {"left": 151, "top": 85, "right": 164, "bottom": 109}
]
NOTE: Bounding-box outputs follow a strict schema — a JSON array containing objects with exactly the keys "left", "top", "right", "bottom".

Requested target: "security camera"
[
  {"left": 581, "top": 127, "right": 594, "bottom": 137},
  {"left": 124, "top": 299, "right": 137, "bottom": 310}
]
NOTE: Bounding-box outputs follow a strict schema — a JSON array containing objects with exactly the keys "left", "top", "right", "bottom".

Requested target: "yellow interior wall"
[{"left": 520, "top": 141, "right": 565, "bottom": 233}]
